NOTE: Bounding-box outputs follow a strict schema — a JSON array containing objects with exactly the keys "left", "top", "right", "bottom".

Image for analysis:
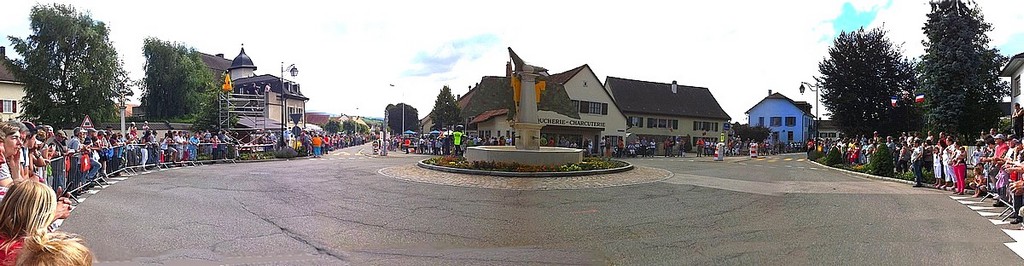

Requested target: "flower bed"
[{"left": 422, "top": 156, "right": 627, "bottom": 172}]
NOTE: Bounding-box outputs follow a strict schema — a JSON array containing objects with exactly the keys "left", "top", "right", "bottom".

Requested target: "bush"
[
  {"left": 808, "top": 149, "right": 825, "bottom": 161},
  {"left": 819, "top": 147, "right": 843, "bottom": 166},
  {"left": 273, "top": 148, "right": 299, "bottom": 159},
  {"left": 866, "top": 144, "right": 895, "bottom": 177}
]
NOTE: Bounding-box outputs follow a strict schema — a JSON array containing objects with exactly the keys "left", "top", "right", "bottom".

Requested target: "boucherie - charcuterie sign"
[{"left": 538, "top": 118, "right": 606, "bottom": 128}]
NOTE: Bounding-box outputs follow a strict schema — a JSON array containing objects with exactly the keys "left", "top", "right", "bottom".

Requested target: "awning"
[{"left": 236, "top": 117, "right": 284, "bottom": 130}]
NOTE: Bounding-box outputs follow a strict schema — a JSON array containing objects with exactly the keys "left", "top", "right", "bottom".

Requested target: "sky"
[{"left": 2, "top": 0, "right": 1023, "bottom": 123}]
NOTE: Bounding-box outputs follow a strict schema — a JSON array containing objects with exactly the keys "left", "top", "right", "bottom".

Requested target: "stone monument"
[{"left": 464, "top": 48, "right": 583, "bottom": 166}]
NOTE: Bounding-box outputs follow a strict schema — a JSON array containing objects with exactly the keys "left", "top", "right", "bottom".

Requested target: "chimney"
[
  {"left": 671, "top": 80, "right": 678, "bottom": 94},
  {"left": 769, "top": 89, "right": 773, "bottom": 96},
  {"left": 0, "top": 46, "right": 5, "bottom": 58},
  {"left": 506, "top": 61, "right": 512, "bottom": 78},
  {"left": 215, "top": 53, "right": 224, "bottom": 58},
  {"left": 456, "top": 94, "right": 461, "bottom": 99}
]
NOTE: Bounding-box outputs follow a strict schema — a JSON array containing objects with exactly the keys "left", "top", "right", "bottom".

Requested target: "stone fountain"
[{"left": 464, "top": 48, "right": 584, "bottom": 166}]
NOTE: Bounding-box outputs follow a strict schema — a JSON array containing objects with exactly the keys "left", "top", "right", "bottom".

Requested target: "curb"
[
  {"left": 806, "top": 159, "right": 916, "bottom": 185},
  {"left": 417, "top": 159, "right": 635, "bottom": 178}
]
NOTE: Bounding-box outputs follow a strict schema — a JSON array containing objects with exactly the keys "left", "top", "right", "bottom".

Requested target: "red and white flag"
[
  {"left": 264, "top": 84, "right": 271, "bottom": 94},
  {"left": 915, "top": 93, "right": 925, "bottom": 103}
]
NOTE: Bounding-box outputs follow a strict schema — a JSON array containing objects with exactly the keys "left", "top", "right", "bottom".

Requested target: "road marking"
[
  {"left": 768, "top": 160, "right": 778, "bottom": 163},
  {"left": 950, "top": 195, "right": 974, "bottom": 200},
  {"left": 968, "top": 205, "right": 999, "bottom": 211},
  {"left": 784, "top": 158, "right": 793, "bottom": 161},
  {"left": 958, "top": 200, "right": 985, "bottom": 205},
  {"left": 1002, "top": 230, "right": 1024, "bottom": 260},
  {"left": 797, "top": 159, "right": 806, "bottom": 162},
  {"left": 992, "top": 219, "right": 1012, "bottom": 225},
  {"left": 785, "top": 165, "right": 793, "bottom": 168},
  {"left": 978, "top": 211, "right": 1003, "bottom": 217}
]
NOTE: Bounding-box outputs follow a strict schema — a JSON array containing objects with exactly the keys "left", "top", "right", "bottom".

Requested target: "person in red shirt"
[{"left": 0, "top": 181, "right": 61, "bottom": 265}]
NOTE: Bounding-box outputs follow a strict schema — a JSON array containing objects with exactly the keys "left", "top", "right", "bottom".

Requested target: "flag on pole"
[
  {"left": 222, "top": 72, "right": 233, "bottom": 92},
  {"left": 265, "top": 84, "right": 271, "bottom": 94},
  {"left": 915, "top": 93, "right": 925, "bottom": 103},
  {"left": 891, "top": 96, "right": 898, "bottom": 107}
]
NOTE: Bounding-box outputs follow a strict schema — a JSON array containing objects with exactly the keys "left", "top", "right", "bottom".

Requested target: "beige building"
[
  {"left": 467, "top": 64, "right": 627, "bottom": 149},
  {"left": 605, "top": 76, "right": 731, "bottom": 148},
  {"left": 0, "top": 47, "right": 26, "bottom": 121}
]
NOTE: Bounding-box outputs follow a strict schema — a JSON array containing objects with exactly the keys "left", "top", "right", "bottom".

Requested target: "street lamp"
[
  {"left": 799, "top": 82, "right": 820, "bottom": 140},
  {"left": 280, "top": 62, "right": 298, "bottom": 148},
  {"left": 390, "top": 84, "right": 404, "bottom": 137}
]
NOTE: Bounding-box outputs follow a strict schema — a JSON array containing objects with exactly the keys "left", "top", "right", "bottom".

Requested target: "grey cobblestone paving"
[{"left": 378, "top": 164, "right": 672, "bottom": 190}]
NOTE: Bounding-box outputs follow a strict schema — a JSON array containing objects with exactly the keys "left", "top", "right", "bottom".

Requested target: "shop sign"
[{"left": 538, "top": 118, "right": 605, "bottom": 128}]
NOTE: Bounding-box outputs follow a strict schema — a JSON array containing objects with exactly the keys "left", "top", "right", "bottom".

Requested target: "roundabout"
[{"left": 381, "top": 162, "right": 668, "bottom": 190}]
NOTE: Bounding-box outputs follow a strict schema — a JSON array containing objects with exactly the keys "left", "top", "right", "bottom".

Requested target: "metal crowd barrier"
[{"left": 43, "top": 143, "right": 245, "bottom": 201}]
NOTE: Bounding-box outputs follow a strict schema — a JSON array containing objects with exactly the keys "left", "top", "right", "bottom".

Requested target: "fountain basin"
[{"left": 465, "top": 146, "right": 583, "bottom": 166}]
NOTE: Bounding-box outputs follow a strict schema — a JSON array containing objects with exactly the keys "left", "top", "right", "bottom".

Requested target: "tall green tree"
[
  {"left": 141, "top": 38, "right": 213, "bottom": 119},
  {"left": 919, "top": 0, "right": 1007, "bottom": 135},
  {"left": 385, "top": 103, "right": 419, "bottom": 133},
  {"left": 341, "top": 120, "right": 356, "bottom": 134},
  {"left": 817, "top": 27, "right": 921, "bottom": 136},
  {"left": 324, "top": 120, "right": 341, "bottom": 134},
  {"left": 430, "top": 85, "right": 461, "bottom": 130},
  {"left": 4, "top": 4, "right": 127, "bottom": 127}
]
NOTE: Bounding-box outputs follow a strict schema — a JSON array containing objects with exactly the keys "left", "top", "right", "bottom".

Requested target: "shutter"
[
  {"left": 673, "top": 120, "right": 678, "bottom": 129},
  {"left": 602, "top": 103, "right": 608, "bottom": 115},
  {"left": 579, "top": 101, "right": 588, "bottom": 114},
  {"left": 11, "top": 100, "right": 16, "bottom": 114},
  {"left": 637, "top": 117, "right": 643, "bottom": 128}
]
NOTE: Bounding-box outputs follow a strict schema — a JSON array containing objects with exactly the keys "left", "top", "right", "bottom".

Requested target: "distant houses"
[{"left": 745, "top": 91, "right": 814, "bottom": 143}]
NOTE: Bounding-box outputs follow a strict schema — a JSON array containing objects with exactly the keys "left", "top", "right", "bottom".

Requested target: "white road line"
[
  {"left": 992, "top": 219, "right": 1012, "bottom": 225},
  {"left": 958, "top": 200, "right": 986, "bottom": 205},
  {"left": 950, "top": 195, "right": 974, "bottom": 200},
  {"left": 969, "top": 205, "right": 999, "bottom": 211},
  {"left": 978, "top": 211, "right": 1003, "bottom": 217}
]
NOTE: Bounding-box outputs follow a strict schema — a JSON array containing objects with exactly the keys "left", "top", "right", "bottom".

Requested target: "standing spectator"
[
  {"left": 0, "top": 181, "right": 61, "bottom": 265},
  {"left": 312, "top": 134, "right": 323, "bottom": 158},
  {"left": 1014, "top": 103, "right": 1024, "bottom": 137},
  {"left": 911, "top": 140, "right": 924, "bottom": 187}
]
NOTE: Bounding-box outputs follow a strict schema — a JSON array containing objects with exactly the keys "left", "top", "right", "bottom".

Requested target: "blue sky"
[{"left": 832, "top": 1, "right": 888, "bottom": 35}]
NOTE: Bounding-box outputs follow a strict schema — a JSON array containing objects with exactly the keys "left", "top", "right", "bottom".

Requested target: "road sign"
[
  {"left": 723, "top": 122, "right": 731, "bottom": 131},
  {"left": 81, "top": 115, "right": 94, "bottom": 129}
]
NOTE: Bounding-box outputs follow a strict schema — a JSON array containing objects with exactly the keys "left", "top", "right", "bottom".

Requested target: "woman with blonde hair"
[
  {"left": 0, "top": 181, "right": 57, "bottom": 265},
  {"left": 16, "top": 231, "right": 92, "bottom": 266}
]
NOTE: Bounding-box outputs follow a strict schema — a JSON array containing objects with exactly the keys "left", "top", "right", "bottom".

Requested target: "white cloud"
[{"left": 1, "top": 0, "right": 1021, "bottom": 123}]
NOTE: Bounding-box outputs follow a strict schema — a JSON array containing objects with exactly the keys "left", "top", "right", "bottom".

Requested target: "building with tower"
[{"left": 201, "top": 46, "right": 308, "bottom": 130}]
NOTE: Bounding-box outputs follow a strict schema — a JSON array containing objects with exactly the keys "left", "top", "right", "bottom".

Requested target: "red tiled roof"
[
  {"left": 547, "top": 64, "right": 587, "bottom": 85},
  {"left": 0, "top": 61, "right": 20, "bottom": 83},
  {"left": 469, "top": 109, "right": 508, "bottom": 125}
]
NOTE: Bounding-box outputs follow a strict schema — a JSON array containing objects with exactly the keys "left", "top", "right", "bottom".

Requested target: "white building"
[
  {"left": 1002, "top": 52, "right": 1024, "bottom": 108},
  {"left": 0, "top": 47, "right": 25, "bottom": 121}
]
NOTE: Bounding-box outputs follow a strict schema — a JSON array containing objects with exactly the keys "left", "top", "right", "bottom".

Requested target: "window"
[
  {"left": 648, "top": 118, "right": 656, "bottom": 128},
  {"left": 785, "top": 117, "right": 796, "bottom": 127},
  {"left": 758, "top": 117, "right": 764, "bottom": 127},
  {"left": 577, "top": 101, "right": 608, "bottom": 115},
  {"left": 787, "top": 131, "right": 794, "bottom": 141},
  {"left": 572, "top": 100, "right": 579, "bottom": 111},
  {"left": 693, "top": 121, "right": 699, "bottom": 130},
  {"left": 658, "top": 119, "right": 667, "bottom": 128},
  {"left": 628, "top": 116, "right": 643, "bottom": 127},
  {"left": 770, "top": 117, "right": 782, "bottom": 127},
  {"left": 1014, "top": 76, "right": 1021, "bottom": 97},
  {"left": 672, "top": 120, "right": 678, "bottom": 130},
  {"left": 1, "top": 100, "right": 14, "bottom": 114}
]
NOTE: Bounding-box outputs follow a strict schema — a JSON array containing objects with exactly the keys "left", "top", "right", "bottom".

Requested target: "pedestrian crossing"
[{"left": 950, "top": 195, "right": 1024, "bottom": 259}]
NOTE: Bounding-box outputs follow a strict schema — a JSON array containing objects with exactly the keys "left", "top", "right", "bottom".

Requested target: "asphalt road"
[{"left": 61, "top": 145, "right": 1024, "bottom": 265}]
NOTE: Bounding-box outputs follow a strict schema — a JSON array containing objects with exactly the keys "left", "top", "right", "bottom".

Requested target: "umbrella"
[
  {"left": 429, "top": 130, "right": 440, "bottom": 134},
  {"left": 404, "top": 130, "right": 416, "bottom": 134}
]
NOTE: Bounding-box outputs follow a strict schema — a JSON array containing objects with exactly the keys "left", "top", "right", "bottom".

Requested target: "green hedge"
[{"left": 866, "top": 144, "right": 894, "bottom": 177}]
